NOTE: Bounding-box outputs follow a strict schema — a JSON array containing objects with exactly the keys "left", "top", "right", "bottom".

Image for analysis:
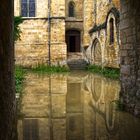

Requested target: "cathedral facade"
[{"left": 14, "top": 0, "right": 120, "bottom": 68}]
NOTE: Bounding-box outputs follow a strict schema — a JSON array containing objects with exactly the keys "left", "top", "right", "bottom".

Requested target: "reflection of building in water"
[
  {"left": 18, "top": 72, "right": 140, "bottom": 140},
  {"left": 66, "top": 74, "right": 84, "bottom": 140},
  {"left": 18, "top": 73, "right": 67, "bottom": 140},
  {"left": 84, "top": 74, "right": 120, "bottom": 139}
]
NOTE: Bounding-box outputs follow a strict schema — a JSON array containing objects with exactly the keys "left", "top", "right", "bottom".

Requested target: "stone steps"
[
  {"left": 67, "top": 52, "right": 88, "bottom": 70},
  {"left": 67, "top": 59, "right": 88, "bottom": 70}
]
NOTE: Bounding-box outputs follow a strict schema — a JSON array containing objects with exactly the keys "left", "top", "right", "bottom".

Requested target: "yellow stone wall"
[
  {"left": 86, "top": 0, "right": 120, "bottom": 68},
  {"left": 66, "top": 0, "right": 83, "bottom": 19},
  {"left": 83, "top": 0, "right": 94, "bottom": 47},
  {"left": 15, "top": 0, "right": 120, "bottom": 68},
  {"left": 15, "top": 0, "right": 66, "bottom": 66},
  {"left": 96, "top": 0, "right": 120, "bottom": 25}
]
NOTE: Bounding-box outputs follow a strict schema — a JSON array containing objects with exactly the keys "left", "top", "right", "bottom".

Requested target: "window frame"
[
  {"left": 109, "top": 18, "right": 114, "bottom": 45},
  {"left": 68, "top": 1, "right": 75, "bottom": 17},
  {"left": 21, "top": 0, "right": 36, "bottom": 17}
]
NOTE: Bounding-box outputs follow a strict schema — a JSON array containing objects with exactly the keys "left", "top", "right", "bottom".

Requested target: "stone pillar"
[{"left": 120, "top": 0, "right": 140, "bottom": 117}]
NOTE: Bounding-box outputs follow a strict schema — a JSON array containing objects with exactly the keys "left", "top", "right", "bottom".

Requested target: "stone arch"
[
  {"left": 105, "top": 102, "right": 118, "bottom": 135},
  {"left": 105, "top": 8, "right": 120, "bottom": 68},
  {"left": 106, "top": 9, "right": 120, "bottom": 45},
  {"left": 68, "top": 1, "right": 75, "bottom": 17},
  {"left": 91, "top": 38, "right": 102, "bottom": 66},
  {"left": 106, "top": 7, "right": 120, "bottom": 26},
  {"left": 91, "top": 76, "right": 102, "bottom": 103}
]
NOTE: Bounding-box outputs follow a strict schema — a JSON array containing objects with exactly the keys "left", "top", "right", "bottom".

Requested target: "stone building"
[
  {"left": 14, "top": 0, "right": 93, "bottom": 67},
  {"left": 85, "top": 0, "right": 120, "bottom": 68},
  {"left": 14, "top": 0, "right": 120, "bottom": 68}
]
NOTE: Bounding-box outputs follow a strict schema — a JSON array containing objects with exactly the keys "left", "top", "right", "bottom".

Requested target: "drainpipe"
[
  {"left": 94, "top": 0, "right": 97, "bottom": 25},
  {"left": 48, "top": 0, "right": 51, "bottom": 65}
]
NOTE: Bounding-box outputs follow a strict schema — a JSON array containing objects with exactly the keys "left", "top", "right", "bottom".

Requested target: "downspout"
[
  {"left": 48, "top": 1, "right": 53, "bottom": 139},
  {"left": 94, "top": 0, "right": 97, "bottom": 25},
  {"left": 48, "top": 0, "right": 51, "bottom": 65}
]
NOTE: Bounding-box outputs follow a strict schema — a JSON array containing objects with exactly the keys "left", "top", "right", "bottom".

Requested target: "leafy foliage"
[
  {"left": 14, "top": 16, "right": 23, "bottom": 41},
  {"left": 15, "top": 66, "right": 26, "bottom": 94}
]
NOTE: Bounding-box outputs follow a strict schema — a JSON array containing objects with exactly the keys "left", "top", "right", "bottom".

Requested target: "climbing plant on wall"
[{"left": 14, "top": 16, "right": 23, "bottom": 41}]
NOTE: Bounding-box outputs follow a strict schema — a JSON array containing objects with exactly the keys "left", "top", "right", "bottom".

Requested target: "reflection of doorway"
[{"left": 66, "top": 30, "right": 81, "bottom": 52}]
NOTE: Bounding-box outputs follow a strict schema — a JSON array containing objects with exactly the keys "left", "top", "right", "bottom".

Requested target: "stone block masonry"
[
  {"left": 15, "top": 19, "right": 67, "bottom": 67},
  {"left": 14, "top": 0, "right": 67, "bottom": 67},
  {"left": 120, "top": 0, "right": 140, "bottom": 117}
]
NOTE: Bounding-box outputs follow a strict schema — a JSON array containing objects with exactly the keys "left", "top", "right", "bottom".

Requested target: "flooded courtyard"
[{"left": 18, "top": 71, "right": 140, "bottom": 140}]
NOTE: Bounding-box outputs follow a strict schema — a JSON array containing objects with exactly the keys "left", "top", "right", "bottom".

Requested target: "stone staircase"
[{"left": 67, "top": 53, "right": 88, "bottom": 70}]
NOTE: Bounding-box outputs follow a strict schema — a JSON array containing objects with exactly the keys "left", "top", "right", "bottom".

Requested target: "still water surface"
[{"left": 18, "top": 71, "right": 140, "bottom": 140}]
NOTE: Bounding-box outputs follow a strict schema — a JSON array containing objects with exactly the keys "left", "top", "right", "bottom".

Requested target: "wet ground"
[{"left": 18, "top": 71, "right": 140, "bottom": 140}]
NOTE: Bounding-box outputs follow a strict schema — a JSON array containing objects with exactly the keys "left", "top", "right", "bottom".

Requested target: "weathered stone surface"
[
  {"left": 15, "top": 0, "right": 66, "bottom": 66},
  {"left": 85, "top": 0, "right": 120, "bottom": 68},
  {"left": 120, "top": 0, "right": 140, "bottom": 117},
  {"left": 14, "top": 0, "right": 120, "bottom": 68}
]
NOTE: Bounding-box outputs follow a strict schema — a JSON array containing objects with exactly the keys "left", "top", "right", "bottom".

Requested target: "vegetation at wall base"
[
  {"left": 31, "top": 64, "right": 70, "bottom": 73},
  {"left": 113, "top": 100, "right": 125, "bottom": 111},
  {"left": 87, "top": 65, "right": 120, "bottom": 79},
  {"left": 15, "top": 66, "right": 27, "bottom": 118},
  {"left": 15, "top": 66, "right": 26, "bottom": 96}
]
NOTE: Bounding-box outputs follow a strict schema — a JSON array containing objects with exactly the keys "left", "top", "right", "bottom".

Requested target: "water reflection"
[{"left": 18, "top": 71, "right": 140, "bottom": 140}]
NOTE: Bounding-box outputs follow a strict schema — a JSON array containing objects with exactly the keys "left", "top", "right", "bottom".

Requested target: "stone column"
[{"left": 120, "top": 0, "right": 140, "bottom": 117}]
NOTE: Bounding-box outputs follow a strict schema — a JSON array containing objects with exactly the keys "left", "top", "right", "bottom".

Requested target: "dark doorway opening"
[
  {"left": 66, "top": 30, "right": 81, "bottom": 53},
  {"left": 69, "top": 36, "right": 76, "bottom": 52}
]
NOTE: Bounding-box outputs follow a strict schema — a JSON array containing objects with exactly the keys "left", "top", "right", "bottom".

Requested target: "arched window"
[
  {"left": 21, "top": 0, "right": 36, "bottom": 17},
  {"left": 109, "top": 18, "right": 114, "bottom": 44},
  {"left": 68, "top": 2, "right": 75, "bottom": 17}
]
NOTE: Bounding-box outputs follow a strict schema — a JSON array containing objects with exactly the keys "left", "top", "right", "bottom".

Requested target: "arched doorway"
[
  {"left": 92, "top": 39, "right": 102, "bottom": 65},
  {"left": 66, "top": 30, "right": 81, "bottom": 53}
]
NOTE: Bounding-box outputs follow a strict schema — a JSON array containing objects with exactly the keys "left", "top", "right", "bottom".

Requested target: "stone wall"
[
  {"left": 120, "top": 0, "right": 140, "bottom": 117},
  {"left": 83, "top": 0, "right": 94, "bottom": 47},
  {"left": 15, "top": 19, "right": 48, "bottom": 67},
  {"left": 86, "top": 0, "right": 120, "bottom": 68},
  {"left": 15, "top": 0, "right": 66, "bottom": 66},
  {"left": 66, "top": 0, "right": 83, "bottom": 19}
]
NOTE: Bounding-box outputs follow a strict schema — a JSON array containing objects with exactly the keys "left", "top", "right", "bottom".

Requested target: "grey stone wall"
[{"left": 120, "top": 0, "right": 140, "bottom": 117}]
